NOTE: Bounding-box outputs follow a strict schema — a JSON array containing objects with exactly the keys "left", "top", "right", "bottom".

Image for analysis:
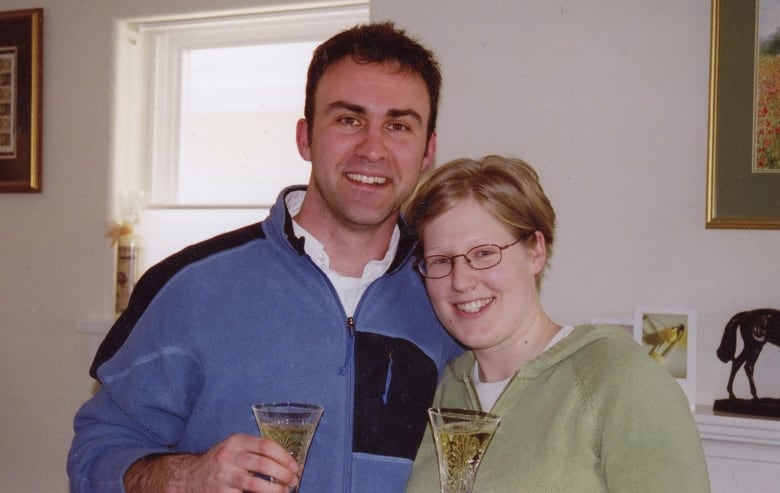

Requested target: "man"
[{"left": 67, "top": 22, "right": 461, "bottom": 493}]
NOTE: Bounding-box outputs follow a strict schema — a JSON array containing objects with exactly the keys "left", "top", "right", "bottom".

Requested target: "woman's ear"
[{"left": 529, "top": 230, "right": 547, "bottom": 275}]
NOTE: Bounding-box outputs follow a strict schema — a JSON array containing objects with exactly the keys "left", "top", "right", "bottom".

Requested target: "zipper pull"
[{"left": 347, "top": 316, "right": 356, "bottom": 337}]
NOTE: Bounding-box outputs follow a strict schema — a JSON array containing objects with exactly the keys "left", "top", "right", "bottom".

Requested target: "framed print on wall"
[
  {"left": 0, "top": 8, "right": 42, "bottom": 193},
  {"left": 634, "top": 308, "right": 697, "bottom": 410},
  {"left": 706, "top": 0, "right": 780, "bottom": 228}
]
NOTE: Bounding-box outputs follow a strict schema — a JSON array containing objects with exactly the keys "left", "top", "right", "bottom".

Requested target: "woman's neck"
[{"left": 475, "top": 312, "right": 560, "bottom": 383}]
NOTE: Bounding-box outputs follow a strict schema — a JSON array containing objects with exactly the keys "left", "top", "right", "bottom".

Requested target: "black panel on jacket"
[{"left": 354, "top": 332, "right": 438, "bottom": 460}]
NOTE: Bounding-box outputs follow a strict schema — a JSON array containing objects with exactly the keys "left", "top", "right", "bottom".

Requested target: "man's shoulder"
[
  {"left": 88, "top": 221, "right": 268, "bottom": 378},
  {"left": 180, "top": 222, "right": 266, "bottom": 260},
  {"left": 149, "top": 222, "right": 269, "bottom": 281}
]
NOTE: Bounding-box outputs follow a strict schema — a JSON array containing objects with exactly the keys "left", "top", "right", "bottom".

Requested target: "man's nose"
[{"left": 355, "top": 125, "right": 388, "bottom": 161}]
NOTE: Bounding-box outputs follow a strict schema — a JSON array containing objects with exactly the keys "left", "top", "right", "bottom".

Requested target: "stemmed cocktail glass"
[
  {"left": 428, "top": 407, "right": 501, "bottom": 493},
  {"left": 252, "top": 402, "right": 323, "bottom": 493}
]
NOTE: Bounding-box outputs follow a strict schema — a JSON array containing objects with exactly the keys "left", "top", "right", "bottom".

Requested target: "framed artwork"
[
  {"left": 634, "top": 308, "right": 697, "bottom": 409},
  {"left": 706, "top": 0, "right": 780, "bottom": 228},
  {"left": 0, "top": 8, "right": 42, "bottom": 193}
]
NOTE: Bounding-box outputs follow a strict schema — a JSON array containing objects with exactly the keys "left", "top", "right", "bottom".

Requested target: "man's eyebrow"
[
  {"left": 327, "top": 101, "right": 365, "bottom": 115},
  {"left": 388, "top": 108, "right": 423, "bottom": 124},
  {"left": 326, "top": 101, "right": 423, "bottom": 124}
]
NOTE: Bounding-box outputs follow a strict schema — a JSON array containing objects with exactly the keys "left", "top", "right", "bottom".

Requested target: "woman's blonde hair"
[{"left": 404, "top": 155, "right": 556, "bottom": 260}]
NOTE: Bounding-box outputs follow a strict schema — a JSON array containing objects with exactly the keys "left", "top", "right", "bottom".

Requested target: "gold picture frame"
[
  {"left": 707, "top": 0, "right": 780, "bottom": 228},
  {"left": 0, "top": 8, "right": 42, "bottom": 193}
]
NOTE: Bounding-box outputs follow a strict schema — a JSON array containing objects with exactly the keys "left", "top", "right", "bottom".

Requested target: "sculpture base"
[{"left": 713, "top": 397, "right": 780, "bottom": 419}]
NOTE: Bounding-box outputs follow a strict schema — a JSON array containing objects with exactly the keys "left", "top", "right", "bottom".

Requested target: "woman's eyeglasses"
[{"left": 416, "top": 238, "right": 523, "bottom": 279}]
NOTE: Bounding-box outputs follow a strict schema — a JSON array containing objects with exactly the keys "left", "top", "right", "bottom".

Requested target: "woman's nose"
[{"left": 450, "top": 256, "right": 477, "bottom": 291}]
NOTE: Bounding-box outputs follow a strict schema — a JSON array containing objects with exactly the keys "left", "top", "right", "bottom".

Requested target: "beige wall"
[
  {"left": 1, "top": 0, "right": 778, "bottom": 490},
  {"left": 376, "top": 0, "right": 780, "bottom": 402}
]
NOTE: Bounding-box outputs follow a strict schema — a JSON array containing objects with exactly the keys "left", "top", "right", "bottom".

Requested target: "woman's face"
[{"left": 421, "top": 197, "right": 546, "bottom": 352}]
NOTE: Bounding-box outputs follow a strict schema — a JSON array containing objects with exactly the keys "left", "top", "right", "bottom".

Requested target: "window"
[{"left": 112, "top": 3, "right": 368, "bottom": 268}]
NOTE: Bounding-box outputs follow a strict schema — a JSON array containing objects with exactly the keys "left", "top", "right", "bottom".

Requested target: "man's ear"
[
  {"left": 421, "top": 132, "right": 437, "bottom": 172},
  {"left": 296, "top": 118, "right": 311, "bottom": 161}
]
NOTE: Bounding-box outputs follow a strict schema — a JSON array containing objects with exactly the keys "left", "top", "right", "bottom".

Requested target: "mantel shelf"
[{"left": 694, "top": 406, "right": 780, "bottom": 464}]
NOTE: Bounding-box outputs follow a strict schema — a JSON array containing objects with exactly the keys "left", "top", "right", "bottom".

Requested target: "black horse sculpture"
[{"left": 716, "top": 308, "right": 780, "bottom": 400}]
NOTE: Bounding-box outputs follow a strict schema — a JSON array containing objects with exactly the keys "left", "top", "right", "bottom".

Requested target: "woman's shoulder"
[
  {"left": 562, "top": 325, "right": 688, "bottom": 408},
  {"left": 565, "top": 324, "right": 673, "bottom": 386}
]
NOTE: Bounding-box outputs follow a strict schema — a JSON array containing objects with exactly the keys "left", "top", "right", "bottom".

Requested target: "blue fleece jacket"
[{"left": 67, "top": 186, "right": 462, "bottom": 493}]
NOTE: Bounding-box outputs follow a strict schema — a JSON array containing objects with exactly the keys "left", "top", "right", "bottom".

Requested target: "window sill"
[{"left": 77, "top": 318, "right": 113, "bottom": 355}]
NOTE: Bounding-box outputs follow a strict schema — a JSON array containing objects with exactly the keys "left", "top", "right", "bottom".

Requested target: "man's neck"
[
  {"left": 316, "top": 223, "right": 396, "bottom": 277},
  {"left": 293, "top": 208, "right": 397, "bottom": 278}
]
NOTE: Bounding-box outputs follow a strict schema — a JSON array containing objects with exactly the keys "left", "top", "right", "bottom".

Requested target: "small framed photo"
[
  {"left": 0, "top": 8, "right": 43, "bottom": 193},
  {"left": 634, "top": 308, "right": 696, "bottom": 409}
]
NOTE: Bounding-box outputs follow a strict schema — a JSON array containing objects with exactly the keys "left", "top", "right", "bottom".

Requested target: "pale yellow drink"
[
  {"left": 252, "top": 402, "right": 323, "bottom": 493},
  {"left": 429, "top": 408, "right": 500, "bottom": 493},
  {"left": 256, "top": 420, "right": 318, "bottom": 468}
]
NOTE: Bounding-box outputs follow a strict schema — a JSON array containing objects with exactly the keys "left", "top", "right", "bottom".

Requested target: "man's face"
[{"left": 296, "top": 57, "right": 436, "bottom": 231}]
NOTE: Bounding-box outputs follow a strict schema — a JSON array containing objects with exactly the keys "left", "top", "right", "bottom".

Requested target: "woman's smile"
[{"left": 455, "top": 297, "right": 494, "bottom": 314}]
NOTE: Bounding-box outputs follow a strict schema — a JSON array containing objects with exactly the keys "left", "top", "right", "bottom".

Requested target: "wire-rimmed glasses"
[{"left": 416, "top": 238, "right": 523, "bottom": 279}]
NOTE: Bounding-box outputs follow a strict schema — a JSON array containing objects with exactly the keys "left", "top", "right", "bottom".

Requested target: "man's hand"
[{"left": 124, "top": 433, "right": 299, "bottom": 493}]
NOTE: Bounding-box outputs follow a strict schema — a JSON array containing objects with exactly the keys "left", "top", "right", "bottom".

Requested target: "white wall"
[
  {"left": 373, "top": 0, "right": 780, "bottom": 405},
  {"left": 1, "top": 0, "right": 778, "bottom": 490}
]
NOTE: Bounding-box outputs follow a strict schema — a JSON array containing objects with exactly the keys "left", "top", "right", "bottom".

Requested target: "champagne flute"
[
  {"left": 428, "top": 407, "right": 501, "bottom": 493},
  {"left": 252, "top": 402, "right": 323, "bottom": 492}
]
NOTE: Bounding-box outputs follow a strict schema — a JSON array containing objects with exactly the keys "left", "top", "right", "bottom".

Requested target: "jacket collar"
[{"left": 278, "top": 185, "right": 419, "bottom": 273}]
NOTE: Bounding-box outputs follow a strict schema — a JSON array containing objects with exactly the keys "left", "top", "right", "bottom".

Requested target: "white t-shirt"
[{"left": 286, "top": 190, "right": 399, "bottom": 317}]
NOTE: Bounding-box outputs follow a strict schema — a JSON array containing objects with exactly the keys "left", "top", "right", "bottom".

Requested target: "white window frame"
[
  {"left": 110, "top": 2, "right": 368, "bottom": 269},
  {"left": 113, "top": 2, "right": 368, "bottom": 210}
]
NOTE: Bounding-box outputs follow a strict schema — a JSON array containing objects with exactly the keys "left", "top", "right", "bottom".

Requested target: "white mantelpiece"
[{"left": 694, "top": 406, "right": 780, "bottom": 493}]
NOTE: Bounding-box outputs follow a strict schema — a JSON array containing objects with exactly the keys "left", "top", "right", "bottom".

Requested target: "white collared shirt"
[{"left": 286, "top": 190, "right": 399, "bottom": 317}]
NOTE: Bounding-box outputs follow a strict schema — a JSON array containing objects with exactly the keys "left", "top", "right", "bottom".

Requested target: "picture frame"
[
  {"left": 0, "top": 8, "right": 42, "bottom": 193},
  {"left": 706, "top": 0, "right": 780, "bottom": 229},
  {"left": 634, "top": 308, "right": 697, "bottom": 410}
]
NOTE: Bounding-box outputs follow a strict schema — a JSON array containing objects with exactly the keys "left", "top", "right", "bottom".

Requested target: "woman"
[{"left": 404, "top": 155, "right": 709, "bottom": 492}]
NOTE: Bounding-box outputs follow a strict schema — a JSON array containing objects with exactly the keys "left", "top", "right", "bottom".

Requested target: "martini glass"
[
  {"left": 252, "top": 402, "right": 323, "bottom": 492},
  {"left": 428, "top": 407, "right": 501, "bottom": 493}
]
